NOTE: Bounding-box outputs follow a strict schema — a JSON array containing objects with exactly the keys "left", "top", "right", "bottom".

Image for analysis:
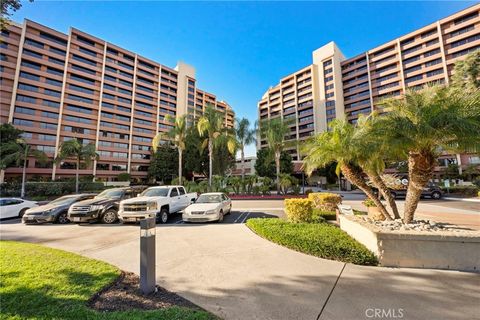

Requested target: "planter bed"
[{"left": 339, "top": 215, "right": 480, "bottom": 272}]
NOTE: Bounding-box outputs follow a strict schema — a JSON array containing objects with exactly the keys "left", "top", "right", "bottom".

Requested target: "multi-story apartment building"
[
  {"left": 258, "top": 4, "right": 480, "bottom": 173},
  {"left": 0, "top": 19, "right": 234, "bottom": 182}
]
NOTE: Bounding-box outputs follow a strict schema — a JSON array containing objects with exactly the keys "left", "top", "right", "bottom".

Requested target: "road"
[{"left": 1, "top": 207, "right": 479, "bottom": 320}]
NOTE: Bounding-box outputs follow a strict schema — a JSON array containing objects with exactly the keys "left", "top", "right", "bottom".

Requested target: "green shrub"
[
  {"left": 363, "top": 198, "right": 377, "bottom": 207},
  {"left": 116, "top": 173, "right": 131, "bottom": 181},
  {"left": 284, "top": 198, "right": 314, "bottom": 223},
  {"left": 246, "top": 218, "right": 378, "bottom": 265},
  {"left": 313, "top": 208, "right": 337, "bottom": 221},
  {"left": 0, "top": 181, "right": 104, "bottom": 198},
  {"left": 308, "top": 192, "right": 342, "bottom": 211}
]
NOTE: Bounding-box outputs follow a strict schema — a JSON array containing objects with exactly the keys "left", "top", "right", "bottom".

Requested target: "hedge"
[
  {"left": 0, "top": 181, "right": 105, "bottom": 198},
  {"left": 308, "top": 192, "right": 342, "bottom": 211},
  {"left": 313, "top": 208, "right": 337, "bottom": 221},
  {"left": 246, "top": 218, "right": 378, "bottom": 265},
  {"left": 284, "top": 198, "right": 314, "bottom": 223}
]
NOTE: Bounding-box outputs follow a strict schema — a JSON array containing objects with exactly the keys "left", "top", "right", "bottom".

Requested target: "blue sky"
[{"left": 12, "top": 1, "right": 474, "bottom": 156}]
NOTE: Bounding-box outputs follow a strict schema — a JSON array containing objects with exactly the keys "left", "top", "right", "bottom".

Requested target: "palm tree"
[
  {"left": 55, "top": 139, "right": 99, "bottom": 193},
  {"left": 377, "top": 85, "right": 480, "bottom": 223},
  {"left": 234, "top": 118, "right": 255, "bottom": 189},
  {"left": 197, "top": 105, "right": 236, "bottom": 187},
  {"left": 1, "top": 139, "right": 47, "bottom": 198},
  {"left": 153, "top": 115, "right": 187, "bottom": 185},
  {"left": 258, "top": 117, "right": 293, "bottom": 193},
  {"left": 302, "top": 119, "right": 394, "bottom": 220}
]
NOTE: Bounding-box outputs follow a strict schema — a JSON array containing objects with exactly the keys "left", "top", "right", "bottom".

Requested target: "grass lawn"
[
  {"left": 0, "top": 241, "right": 215, "bottom": 320},
  {"left": 246, "top": 218, "right": 378, "bottom": 266}
]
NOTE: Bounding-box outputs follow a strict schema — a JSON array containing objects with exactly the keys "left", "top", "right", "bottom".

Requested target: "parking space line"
[
  {"left": 241, "top": 211, "right": 250, "bottom": 224},
  {"left": 234, "top": 211, "right": 247, "bottom": 223}
]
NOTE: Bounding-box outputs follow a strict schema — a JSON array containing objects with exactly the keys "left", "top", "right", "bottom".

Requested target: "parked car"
[
  {"left": 22, "top": 194, "right": 96, "bottom": 224},
  {"left": 378, "top": 184, "right": 443, "bottom": 200},
  {"left": 118, "top": 186, "right": 197, "bottom": 224},
  {"left": 0, "top": 198, "right": 38, "bottom": 220},
  {"left": 68, "top": 186, "right": 145, "bottom": 224},
  {"left": 183, "top": 192, "right": 232, "bottom": 223}
]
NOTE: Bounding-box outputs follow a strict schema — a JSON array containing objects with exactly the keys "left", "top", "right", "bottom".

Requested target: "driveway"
[{"left": 1, "top": 204, "right": 479, "bottom": 320}]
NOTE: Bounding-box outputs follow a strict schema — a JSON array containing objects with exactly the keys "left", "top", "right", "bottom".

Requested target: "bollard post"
[{"left": 140, "top": 217, "right": 156, "bottom": 294}]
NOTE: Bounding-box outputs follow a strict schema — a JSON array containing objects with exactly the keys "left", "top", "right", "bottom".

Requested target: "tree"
[
  {"left": 451, "top": 50, "right": 480, "bottom": 90},
  {"left": 148, "top": 143, "right": 178, "bottom": 184},
  {"left": 55, "top": 139, "right": 99, "bottom": 194},
  {"left": 1, "top": 0, "right": 31, "bottom": 31},
  {"left": 152, "top": 115, "right": 187, "bottom": 185},
  {"left": 212, "top": 139, "right": 235, "bottom": 176},
  {"left": 1, "top": 139, "right": 46, "bottom": 198},
  {"left": 258, "top": 117, "right": 294, "bottom": 192},
  {"left": 197, "top": 105, "right": 236, "bottom": 187},
  {"left": 302, "top": 119, "right": 394, "bottom": 220},
  {"left": 183, "top": 125, "right": 208, "bottom": 178},
  {"left": 0, "top": 123, "right": 24, "bottom": 183},
  {"left": 377, "top": 85, "right": 480, "bottom": 223},
  {"left": 234, "top": 118, "right": 255, "bottom": 186},
  {"left": 254, "top": 148, "right": 293, "bottom": 179}
]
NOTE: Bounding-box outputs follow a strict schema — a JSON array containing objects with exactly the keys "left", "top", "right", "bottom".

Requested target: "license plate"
[{"left": 73, "top": 217, "right": 80, "bottom": 222}]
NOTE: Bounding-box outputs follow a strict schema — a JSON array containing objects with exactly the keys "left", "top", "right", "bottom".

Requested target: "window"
[
  {"left": 170, "top": 188, "right": 178, "bottom": 197},
  {"left": 40, "top": 32, "right": 67, "bottom": 45},
  {"left": 426, "top": 69, "right": 443, "bottom": 77},
  {"left": 424, "top": 49, "right": 440, "bottom": 57},
  {"left": 425, "top": 58, "right": 442, "bottom": 67},
  {"left": 42, "top": 99, "right": 60, "bottom": 108},
  {"left": 19, "top": 71, "right": 40, "bottom": 81},
  {"left": 453, "top": 12, "right": 478, "bottom": 25},
  {"left": 21, "top": 60, "right": 41, "bottom": 70},
  {"left": 65, "top": 115, "right": 91, "bottom": 124},
  {"left": 36, "top": 145, "right": 56, "bottom": 153},
  {"left": 68, "top": 94, "right": 93, "bottom": 104},
  {"left": 17, "top": 95, "right": 36, "bottom": 104},
  {"left": 41, "top": 111, "right": 59, "bottom": 119},
  {"left": 46, "top": 78, "right": 62, "bottom": 87},
  {"left": 71, "top": 74, "right": 95, "bottom": 85},
  {"left": 13, "top": 118, "right": 33, "bottom": 126},
  {"left": 67, "top": 105, "right": 93, "bottom": 114},
  {"left": 324, "top": 68, "right": 332, "bottom": 74},
  {"left": 72, "top": 64, "right": 96, "bottom": 75},
  {"left": 469, "top": 156, "right": 480, "bottom": 164},
  {"left": 46, "top": 67, "right": 63, "bottom": 76},
  {"left": 38, "top": 134, "right": 56, "bottom": 141},
  {"left": 72, "top": 54, "right": 96, "bottom": 66},
  {"left": 49, "top": 47, "right": 66, "bottom": 56},
  {"left": 18, "top": 83, "right": 38, "bottom": 92},
  {"left": 405, "top": 75, "right": 423, "bottom": 84},
  {"left": 48, "top": 57, "right": 64, "bottom": 65},
  {"left": 40, "top": 122, "right": 57, "bottom": 130},
  {"left": 78, "top": 47, "right": 97, "bottom": 57},
  {"left": 421, "top": 29, "right": 437, "bottom": 38},
  {"left": 451, "top": 34, "right": 480, "bottom": 49},
  {"left": 15, "top": 107, "right": 35, "bottom": 115},
  {"left": 44, "top": 89, "right": 61, "bottom": 97},
  {"left": 69, "top": 84, "right": 94, "bottom": 95},
  {"left": 24, "top": 38, "right": 44, "bottom": 49}
]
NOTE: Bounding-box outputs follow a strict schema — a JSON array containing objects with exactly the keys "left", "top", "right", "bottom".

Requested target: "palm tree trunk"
[
  {"left": 21, "top": 155, "right": 28, "bottom": 199},
  {"left": 403, "top": 151, "right": 435, "bottom": 223},
  {"left": 341, "top": 164, "right": 393, "bottom": 221},
  {"left": 368, "top": 172, "right": 401, "bottom": 219},
  {"left": 241, "top": 148, "right": 245, "bottom": 193},
  {"left": 178, "top": 148, "right": 183, "bottom": 185},
  {"left": 208, "top": 140, "right": 213, "bottom": 188},
  {"left": 275, "top": 150, "right": 280, "bottom": 194},
  {"left": 0, "top": 169, "right": 5, "bottom": 184},
  {"left": 75, "top": 157, "right": 80, "bottom": 194}
]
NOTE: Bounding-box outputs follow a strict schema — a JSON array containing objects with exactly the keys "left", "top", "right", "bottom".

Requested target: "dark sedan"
[{"left": 22, "top": 194, "right": 96, "bottom": 224}]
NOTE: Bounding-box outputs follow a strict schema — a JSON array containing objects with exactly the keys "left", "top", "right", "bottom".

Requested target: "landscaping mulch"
[{"left": 89, "top": 271, "right": 204, "bottom": 312}]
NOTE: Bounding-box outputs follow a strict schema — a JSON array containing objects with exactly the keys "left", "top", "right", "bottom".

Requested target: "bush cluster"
[
  {"left": 284, "top": 199, "right": 314, "bottom": 223},
  {"left": 246, "top": 218, "right": 378, "bottom": 265},
  {"left": 312, "top": 208, "right": 337, "bottom": 221},
  {"left": 308, "top": 192, "right": 342, "bottom": 211},
  {"left": 0, "top": 181, "right": 104, "bottom": 198}
]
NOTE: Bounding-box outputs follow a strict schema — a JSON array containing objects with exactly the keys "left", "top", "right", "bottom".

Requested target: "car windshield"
[
  {"left": 48, "top": 196, "right": 77, "bottom": 206},
  {"left": 141, "top": 188, "right": 169, "bottom": 197},
  {"left": 196, "top": 194, "right": 222, "bottom": 203},
  {"left": 95, "top": 189, "right": 124, "bottom": 199}
]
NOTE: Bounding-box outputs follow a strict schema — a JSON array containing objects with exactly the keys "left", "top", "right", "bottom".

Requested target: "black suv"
[
  {"left": 67, "top": 186, "right": 145, "bottom": 224},
  {"left": 383, "top": 184, "right": 443, "bottom": 200}
]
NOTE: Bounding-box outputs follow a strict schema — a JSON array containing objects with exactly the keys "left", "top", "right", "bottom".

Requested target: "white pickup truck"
[{"left": 118, "top": 186, "right": 197, "bottom": 224}]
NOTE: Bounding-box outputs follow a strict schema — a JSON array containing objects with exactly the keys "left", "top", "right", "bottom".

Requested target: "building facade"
[
  {"left": 232, "top": 156, "right": 256, "bottom": 176},
  {"left": 0, "top": 20, "right": 234, "bottom": 182},
  {"left": 258, "top": 4, "right": 479, "bottom": 171}
]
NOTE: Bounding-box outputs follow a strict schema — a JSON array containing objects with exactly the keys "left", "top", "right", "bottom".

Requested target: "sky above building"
[{"left": 11, "top": 1, "right": 474, "bottom": 156}]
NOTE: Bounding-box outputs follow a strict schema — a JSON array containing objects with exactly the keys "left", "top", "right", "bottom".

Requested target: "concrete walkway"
[{"left": 1, "top": 218, "right": 479, "bottom": 320}]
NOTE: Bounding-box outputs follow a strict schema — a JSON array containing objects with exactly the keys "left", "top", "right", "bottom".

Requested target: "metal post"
[{"left": 140, "top": 218, "right": 156, "bottom": 294}]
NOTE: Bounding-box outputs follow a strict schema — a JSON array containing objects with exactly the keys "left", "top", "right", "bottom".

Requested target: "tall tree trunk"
[
  {"left": 0, "top": 169, "right": 5, "bottom": 184},
  {"left": 403, "top": 151, "right": 435, "bottom": 223},
  {"left": 208, "top": 140, "right": 213, "bottom": 188},
  {"left": 367, "top": 172, "right": 401, "bottom": 219},
  {"left": 75, "top": 157, "right": 80, "bottom": 194},
  {"left": 341, "top": 164, "right": 393, "bottom": 221},
  {"left": 178, "top": 148, "right": 183, "bottom": 185},
  {"left": 275, "top": 150, "right": 280, "bottom": 194},
  {"left": 241, "top": 148, "right": 245, "bottom": 194},
  {"left": 21, "top": 158, "right": 27, "bottom": 199}
]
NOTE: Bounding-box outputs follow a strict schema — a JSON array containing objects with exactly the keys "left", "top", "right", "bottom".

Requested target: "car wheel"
[
  {"left": 156, "top": 208, "right": 169, "bottom": 224},
  {"left": 56, "top": 212, "right": 69, "bottom": 224},
  {"left": 218, "top": 210, "right": 224, "bottom": 223},
  {"left": 18, "top": 208, "right": 28, "bottom": 218},
  {"left": 101, "top": 209, "right": 118, "bottom": 224},
  {"left": 431, "top": 191, "right": 442, "bottom": 200}
]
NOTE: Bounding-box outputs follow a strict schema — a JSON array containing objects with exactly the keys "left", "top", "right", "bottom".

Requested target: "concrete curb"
[{"left": 444, "top": 197, "right": 480, "bottom": 203}]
